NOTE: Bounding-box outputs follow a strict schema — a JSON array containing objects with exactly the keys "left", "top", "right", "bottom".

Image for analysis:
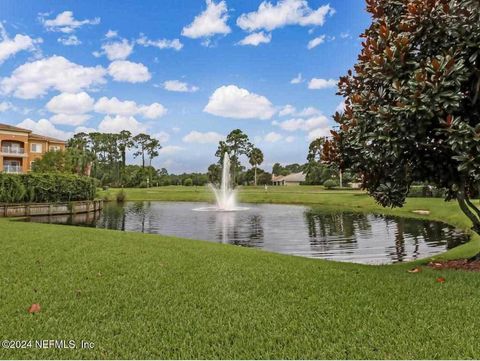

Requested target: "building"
[
  {"left": 0, "top": 123, "right": 66, "bottom": 174},
  {"left": 272, "top": 172, "right": 306, "bottom": 186}
]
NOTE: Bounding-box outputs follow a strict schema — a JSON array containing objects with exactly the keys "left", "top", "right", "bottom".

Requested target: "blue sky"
[{"left": 0, "top": 0, "right": 369, "bottom": 173}]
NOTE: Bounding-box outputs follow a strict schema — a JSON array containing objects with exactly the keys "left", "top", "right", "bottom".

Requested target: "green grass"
[{"left": 1, "top": 186, "right": 480, "bottom": 359}]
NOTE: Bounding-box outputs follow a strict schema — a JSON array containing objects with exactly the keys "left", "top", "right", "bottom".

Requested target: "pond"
[{"left": 25, "top": 201, "right": 469, "bottom": 264}]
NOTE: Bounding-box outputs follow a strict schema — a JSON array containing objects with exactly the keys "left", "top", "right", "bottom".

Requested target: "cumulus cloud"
[
  {"left": 236, "top": 0, "right": 335, "bottom": 32},
  {"left": 307, "top": 34, "right": 325, "bottom": 49},
  {"left": 108, "top": 60, "right": 151, "bottom": 83},
  {"left": 275, "top": 115, "right": 328, "bottom": 131},
  {"left": 290, "top": 73, "right": 303, "bottom": 84},
  {"left": 57, "top": 34, "right": 81, "bottom": 46},
  {"left": 297, "top": 106, "right": 320, "bottom": 117},
  {"left": 181, "top": 0, "right": 231, "bottom": 40},
  {"left": 152, "top": 131, "right": 170, "bottom": 143},
  {"left": 17, "top": 118, "right": 72, "bottom": 140},
  {"left": 237, "top": 31, "right": 271, "bottom": 46},
  {"left": 182, "top": 130, "right": 225, "bottom": 144},
  {"left": 94, "top": 96, "right": 167, "bottom": 119},
  {"left": 50, "top": 113, "right": 90, "bottom": 126},
  {"left": 285, "top": 135, "right": 296, "bottom": 143},
  {"left": 105, "top": 30, "right": 118, "bottom": 39},
  {"left": 279, "top": 105, "right": 320, "bottom": 117},
  {"left": 46, "top": 92, "right": 94, "bottom": 115},
  {"left": 158, "top": 145, "right": 184, "bottom": 155},
  {"left": 137, "top": 35, "right": 183, "bottom": 51},
  {"left": 0, "top": 101, "right": 12, "bottom": 112},
  {"left": 101, "top": 39, "right": 134, "bottom": 60},
  {"left": 204, "top": 85, "right": 276, "bottom": 119},
  {"left": 163, "top": 80, "right": 199, "bottom": 93},
  {"left": 41, "top": 11, "right": 100, "bottom": 33},
  {"left": 0, "top": 23, "right": 42, "bottom": 64},
  {"left": 98, "top": 115, "right": 147, "bottom": 134},
  {"left": 0, "top": 56, "right": 106, "bottom": 99},
  {"left": 279, "top": 104, "right": 296, "bottom": 116},
  {"left": 307, "top": 127, "right": 331, "bottom": 141},
  {"left": 308, "top": 77, "right": 337, "bottom": 89},
  {"left": 264, "top": 131, "right": 283, "bottom": 143}
]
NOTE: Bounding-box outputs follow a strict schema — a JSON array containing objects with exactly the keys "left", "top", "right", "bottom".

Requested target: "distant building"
[
  {"left": 272, "top": 172, "right": 306, "bottom": 186},
  {"left": 0, "top": 123, "right": 66, "bottom": 174}
]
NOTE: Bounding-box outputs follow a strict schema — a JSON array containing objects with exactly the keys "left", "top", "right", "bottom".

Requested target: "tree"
[
  {"left": 248, "top": 147, "right": 264, "bottom": 186},
  {"left": 207, "top": 163, "right": 221, "bottom": 184},
  {"left": 133, "top": 133, "right": 151, "bottom": 169},
  {"left": 307, "top": 137, "right": 343, "bottom": 187},
  {"left": 328, "top": 0, "right": 480, "bottom": 234},
  {"left": 215, "top": 129, "right": 252, "bottom": 184}
]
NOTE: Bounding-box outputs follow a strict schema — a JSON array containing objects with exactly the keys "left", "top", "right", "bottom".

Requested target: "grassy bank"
[{"left": 1, "top": 186, "right": 480, "bottom": 359}]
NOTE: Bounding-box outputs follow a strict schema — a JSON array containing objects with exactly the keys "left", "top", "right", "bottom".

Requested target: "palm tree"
[{"left": 248, "top": 147, "right": 264, "bottom": 186}]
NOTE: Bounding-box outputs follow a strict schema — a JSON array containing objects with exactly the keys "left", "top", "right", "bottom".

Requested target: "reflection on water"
[{"left": 25, "top": 201, "right": 469, "bottom": 264}]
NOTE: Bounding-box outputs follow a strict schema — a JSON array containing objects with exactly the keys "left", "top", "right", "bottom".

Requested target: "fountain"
[{"left": 194, "top": 154, "right": 248, "bottom": 212}]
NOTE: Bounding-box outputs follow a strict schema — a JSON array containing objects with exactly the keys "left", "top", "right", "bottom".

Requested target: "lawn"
[{"left": 1, "top": 186, "right": 480, "bottom": 359}]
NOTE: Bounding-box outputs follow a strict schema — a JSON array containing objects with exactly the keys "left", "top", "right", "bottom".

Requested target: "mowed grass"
[{"left": 1, "top": 186, "right": 479, "bottom": 359}]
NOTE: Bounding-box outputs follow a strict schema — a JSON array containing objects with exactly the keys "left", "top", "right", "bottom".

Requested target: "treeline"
[{"left": 0, "top": 173, "right": 96, "bottom": 203}]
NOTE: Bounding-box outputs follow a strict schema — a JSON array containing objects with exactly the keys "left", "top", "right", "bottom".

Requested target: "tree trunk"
[
  {"left": 457, "top": 184, "right": 480, "bottom": 234},
  {"left": 339, "top": 170, "right": 343, "bottom": 188},
  {"left": 254, "top": 166, "right": 257, "bottom": 186}
]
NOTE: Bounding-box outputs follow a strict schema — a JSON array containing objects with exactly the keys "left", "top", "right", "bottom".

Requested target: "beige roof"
[
  {"left": 272, "top": 172, "right": 306, "bottom": 182},
  {"left": 0, "top": 123, "right": 31, "bottom": 133},
  {"left": 29, "top": 133, "right": 66, "bottom": 144}
]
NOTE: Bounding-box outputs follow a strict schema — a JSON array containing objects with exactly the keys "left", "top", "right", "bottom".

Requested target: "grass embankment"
[{"left": 1, "top": 186, "right": 479, "bottom": 359}]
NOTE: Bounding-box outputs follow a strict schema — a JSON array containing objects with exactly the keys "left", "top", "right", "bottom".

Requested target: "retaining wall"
[{"left": 0, "top": 200, "right": 103, "bottom": 217}]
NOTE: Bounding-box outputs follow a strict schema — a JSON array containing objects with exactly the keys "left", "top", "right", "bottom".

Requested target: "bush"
[
  {"left": 183, "top": 178, "right": 193, "bottom": 186},
  {"left": 323, "top": 179, "right": 337, "bottom": 190},
  {"left": 408, "top": 185, "right": 445, "bottom": 198},
  {"left": 116, "top": 189, "right": 127, "bottom": 203},
  {"left": 0, "top": 173, "right": 96, "bottom": 203}
]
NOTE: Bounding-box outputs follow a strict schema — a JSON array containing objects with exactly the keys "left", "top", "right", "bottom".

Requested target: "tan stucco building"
[
  {"left": 0, "top": 123, "right": 66, "bottom": 174},
  {"left": 272, "top": 172, "right": 306, "bottom": 186}
]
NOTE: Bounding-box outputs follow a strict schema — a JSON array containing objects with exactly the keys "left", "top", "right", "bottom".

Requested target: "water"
[
  {"left": 25, "top": 201, "right": 469, "bottom": 264},
  {"left": 196, "top": 154, "right": 248, "bottom": 212}
]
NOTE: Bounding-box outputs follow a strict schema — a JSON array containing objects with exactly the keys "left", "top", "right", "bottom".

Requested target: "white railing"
[
  {"left": 3, "top": 165, "right": 22, "bottom": 173},
  {"left": 1, "top": 146, "right": 25, "bottom": 155}
]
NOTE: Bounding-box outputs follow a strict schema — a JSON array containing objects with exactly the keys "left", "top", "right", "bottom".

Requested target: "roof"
[
  {"left": 272, "top": 172, "right": 306, "bottom": 182},
  {"left": 29, "top": 133, "right": 66, "bottom": 144},
  {"left": 0, "top": 123, "right": 31, "bottom": 133}
]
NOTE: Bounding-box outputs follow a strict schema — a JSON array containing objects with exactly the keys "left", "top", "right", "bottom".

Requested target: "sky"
[{"left": 0, "top": 0, "right": 370, "bottom": 173}]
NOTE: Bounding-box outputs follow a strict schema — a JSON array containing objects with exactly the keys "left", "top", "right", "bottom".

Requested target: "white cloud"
[
  {"left": 237, "top": 0, "right": 335, "bottom": 32},
  {"left": 1, "top": 56, "right": 106, "bottom": 99},
  {"left": 264, "top": 131, "right": 283, "bottom": 143},
  {"left": 308, "top": 78, "right": 336, "bottom": 90},
  {"left": 285, "top": 135, "right": 296, "bottom": 143},
  {"left": 0, "top": 23, "right": 42, "bottom": 64},
  {"left": 279, "top": 104, "right": 296, "bottom": 116},
  {"left": 290, "top": 73, "right": 303, "bottom": 84},
  {"left": 57, "top": 34, "right": 81, "bottom": 46},
  {"left": 153, "top": 131, "right": 170, "bottom": 143},
  {"left": 297, "top": 106, "right": 320, "bottom": 117},
  {"left": 182, "top": 130, "right": 224, "bottom": 144},
  {"left": 159, "top": 145, "right": 184, "bottom": 155},
  {"left": 17, "top": 118, "right": 71, "bottom": 140},
  {"left": 98, "top": 115, "right": 147, "bottom": 134},
  {"left": 105, "top": 30, "right": 118, "bottom": 39},
  {"left": 74, "top": 126, "right": 97, "bottom": 134},
  {"left": 181, "top": 0, "right": 231, "bottom": 40},
  {"left": 108, "top": 60, "right": 151, "bottom": 83},
  {"left": 307, "top": 127, "right": 331, "bottom": 141},
  {"left": 46, "top": 92, "right": 94, "bottom": 115},
  {"left": 0, "top": 101, "right": 12, "bottom": 112},
  {"left": 41, "top": 11, "right": 100, "bottom": 33},
  {"left": 204, "top": 85, "right": 276, "bottom": 119},
  {"left": 163, "top": 80, "right": 199, "bottom": 93},
  {"left": 275, "top": 115, "right": 328, "bottom": 131},
  {"left": 137, "top": 35, "right": 183, "bottom": 51},
  {"left": 307, "top": 34, "right": 325, "bottom": 49},
  {"left": 237, "top": 31, "right": 271, "bottom": 46},
  {"left": 340, "top": 32, "right": 351, "bottom": 39},
  {"left": 101, "top": 39, "right": 134, "bottom": 60},
  {"left": 50, "top": 113, "right": 90, "bottom": 126},
  {"left": 94, "top": 96, "right": 167, "bottom": 119}
]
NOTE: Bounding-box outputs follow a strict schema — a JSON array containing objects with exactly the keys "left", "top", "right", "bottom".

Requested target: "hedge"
[{"left": 0, "top": 173, "right": 96, "bottom": 203}]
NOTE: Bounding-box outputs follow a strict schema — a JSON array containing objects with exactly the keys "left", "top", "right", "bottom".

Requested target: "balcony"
[
  {"left": 3, "top": 165, "right": 23, "bottom": 174},
  {"left": 1, "top": 146, "right": 26, "bottom": 156}
]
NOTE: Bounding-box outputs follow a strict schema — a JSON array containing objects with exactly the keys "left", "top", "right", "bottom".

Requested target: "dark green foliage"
[
  {"left": 332, "top": 0, "right": 480, "bottom": 232},
  {"left": 116, "top": 190, "right": 127, "bottom": 203},
  {"left": 0, "top": 173, "right": 95, "bottom": 203},
  {"left": 183, "top": 178, "right": 193, "bottom": 186}
]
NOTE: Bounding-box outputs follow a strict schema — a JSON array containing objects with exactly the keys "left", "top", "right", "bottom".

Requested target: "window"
[
  {"left": 31, "top": 143, "right": 43, "bottom": 153},
  {"left": 49, "top": 145, "right": 60, "bottom": 151}
]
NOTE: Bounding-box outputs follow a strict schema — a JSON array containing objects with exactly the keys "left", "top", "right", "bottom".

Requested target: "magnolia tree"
[{"left": 326, "top": 0, "right": 480, "bottom": 233}]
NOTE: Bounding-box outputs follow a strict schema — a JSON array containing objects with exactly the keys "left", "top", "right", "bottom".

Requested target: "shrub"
[
  {"left": 323, "top": 180, "right": 337, "bottom": 190},
  {"left": 116, "top": 189, "right": 127, "bottom": 203},
  {"left": 183, "top": 178, "right": 193, "bottom": 186},
  {"left": 0, "top": 173, "right": 96, "bottom": 203}
]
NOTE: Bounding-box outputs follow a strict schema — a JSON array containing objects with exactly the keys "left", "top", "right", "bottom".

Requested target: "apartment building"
[{"left": 0, "top": 123, "right": 66, "bottom": 174}]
